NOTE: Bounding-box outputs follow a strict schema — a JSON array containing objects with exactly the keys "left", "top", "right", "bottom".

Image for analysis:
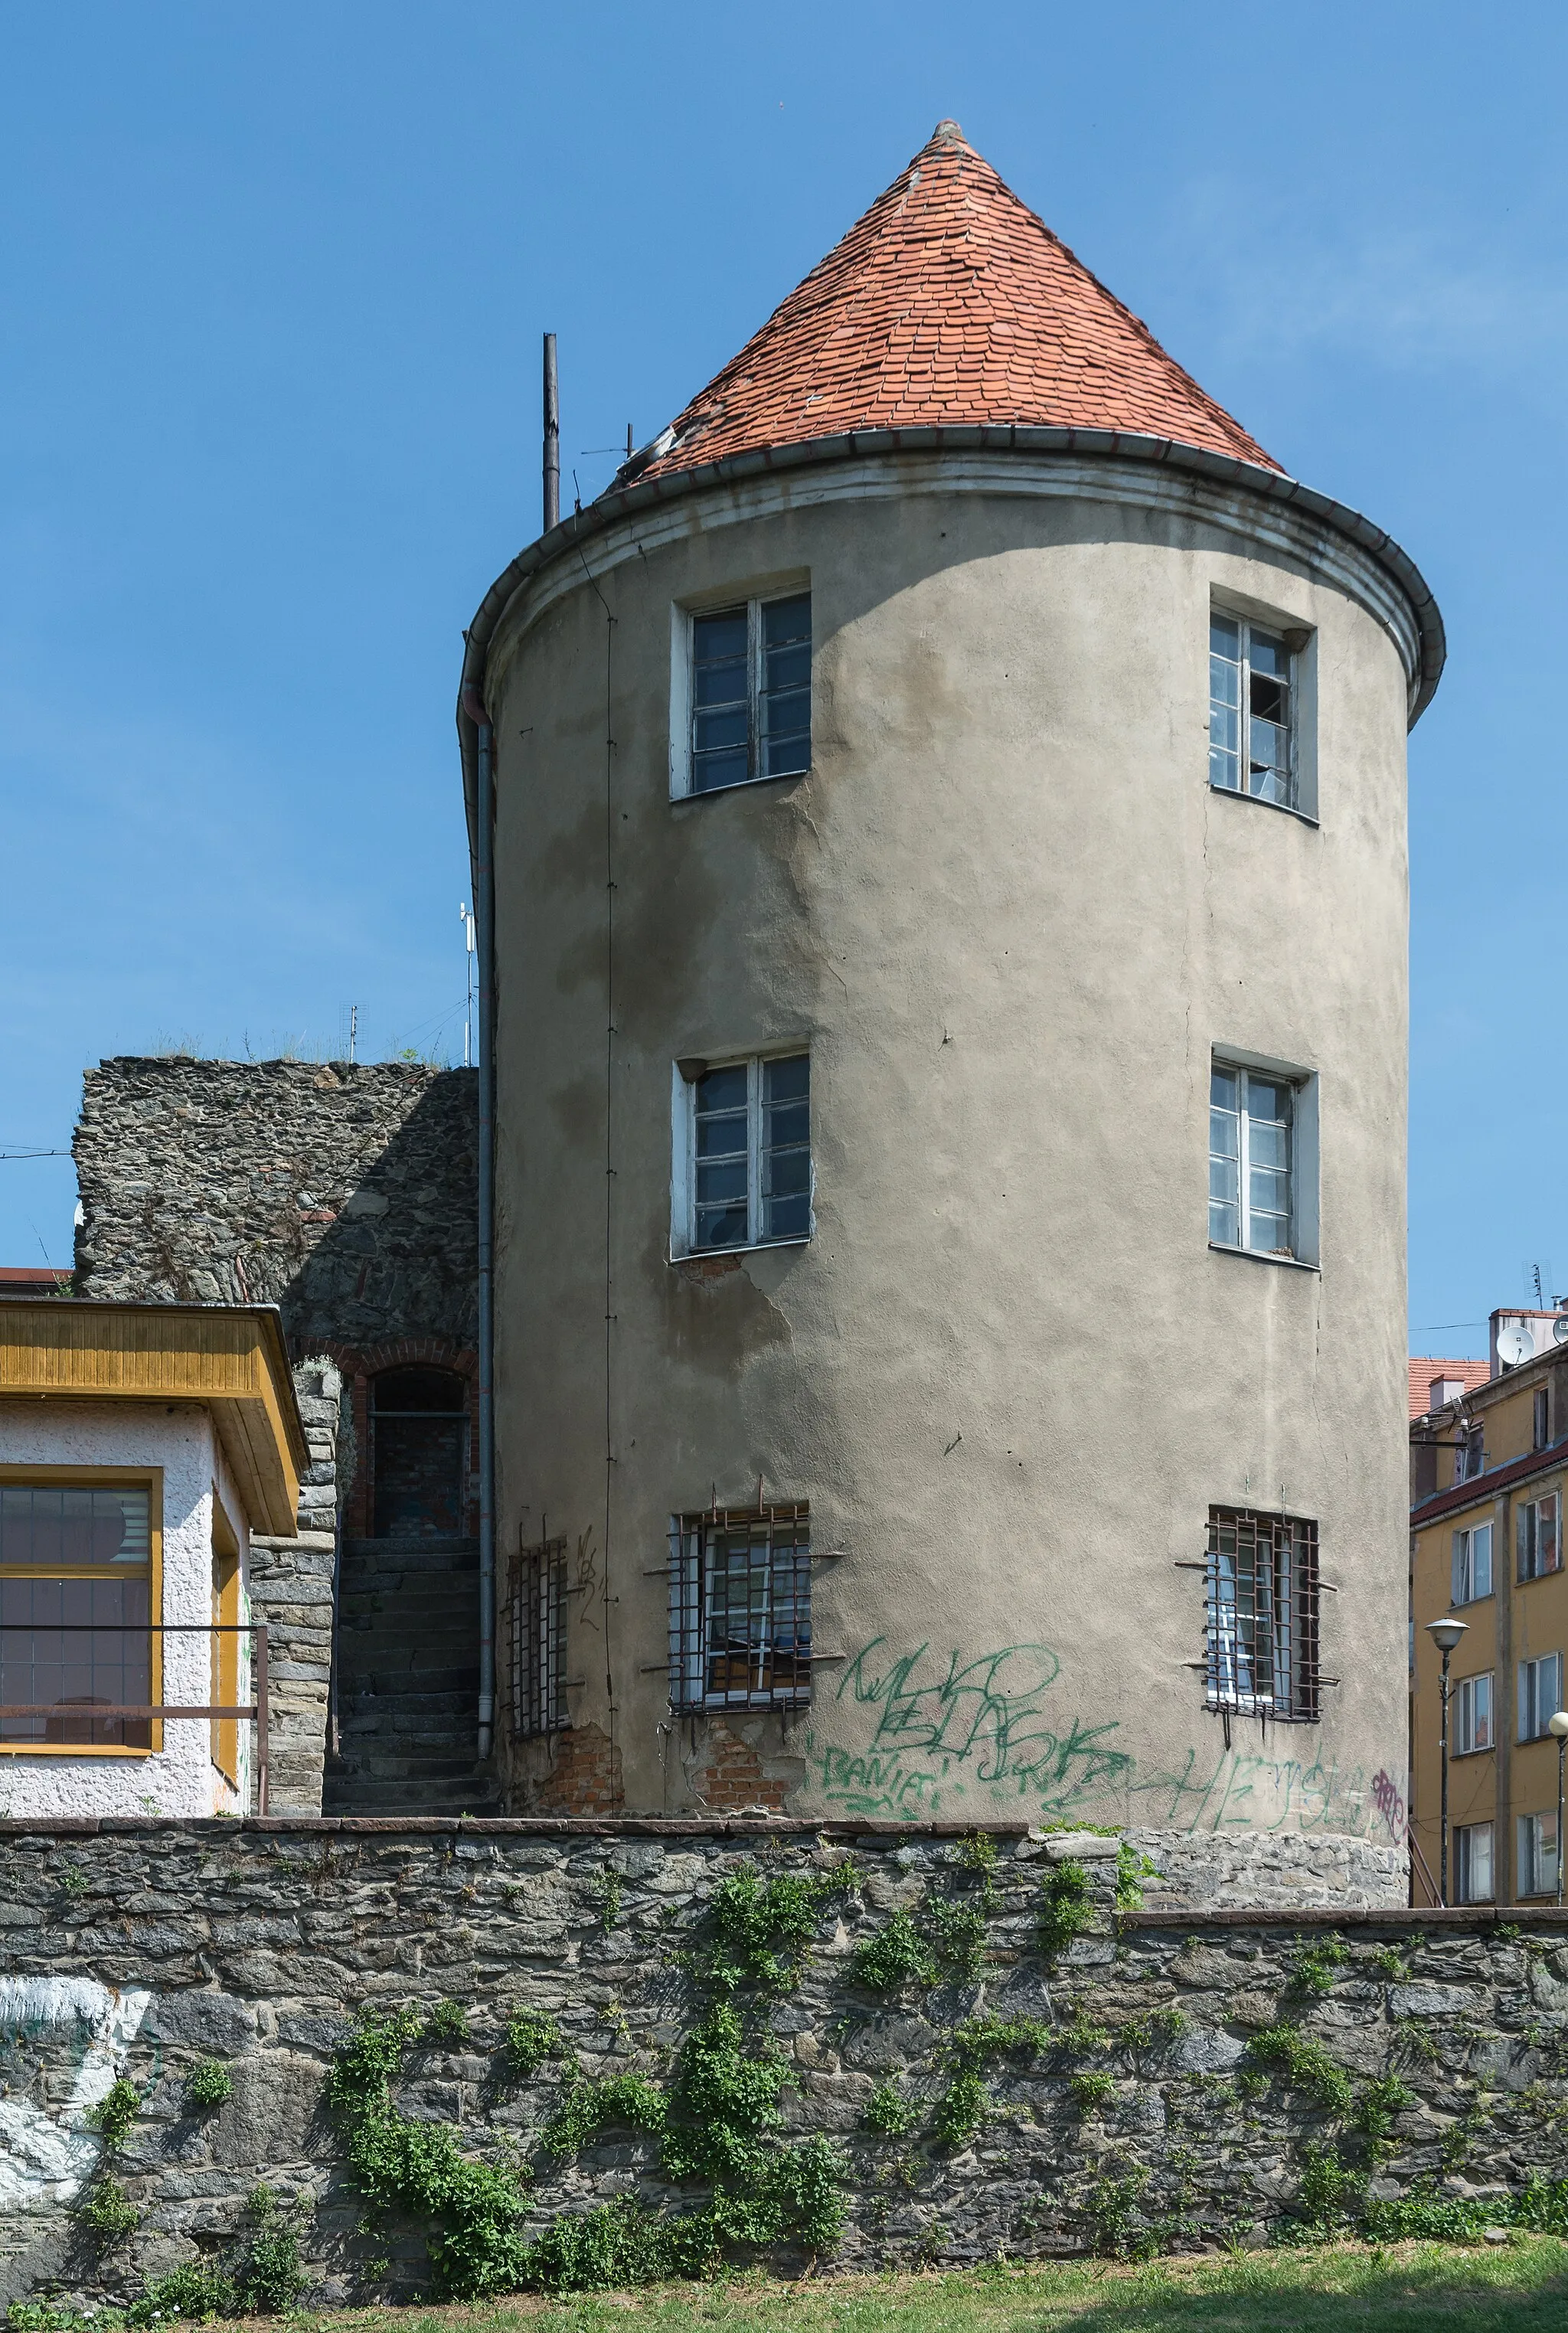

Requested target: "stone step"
[
  {"left": 322, "top": 1778, "right": 504, "bottom": 1815},
  {"left": 338, "top": 1685, "right": 475, "bottom": 1719}
]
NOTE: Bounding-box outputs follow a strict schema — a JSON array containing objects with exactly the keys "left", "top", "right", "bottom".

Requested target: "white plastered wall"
[{"left": 0, "top": 1400, "right": 251, "bottom": 1818}]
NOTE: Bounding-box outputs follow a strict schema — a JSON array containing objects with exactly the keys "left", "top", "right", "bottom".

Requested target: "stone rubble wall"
[
  {"left": 73, "top": 1058, "right": 478, "bottom": 1351},
  {"left": 0, "top": 1819, "right": 1562, "bottom": 2310}
]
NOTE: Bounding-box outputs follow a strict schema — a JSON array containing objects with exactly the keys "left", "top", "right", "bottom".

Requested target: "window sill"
[
  {"left": 1452, "top": 1745, "right": 1494, "bottom": 1759},
  {"left": 0, "top": 1743, "right": 153, "bottom": 1758},
  {"left": 1210, "top": 782, "right": 1319, "bottom": 830},
  {"left": 671, "top": 1235, "right": 811, "bottom": 1266},
  {"left": 1209, "top": 1241, "right": 1319, "bottom": 1274},
  {"left": 671, "top": 765, "right": 813, "bottom": 805}
]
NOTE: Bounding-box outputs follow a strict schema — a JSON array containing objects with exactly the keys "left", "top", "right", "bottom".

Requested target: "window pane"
[
  {"left": 697, "top": 1064, "right": 746, "bottom": 1113},
  {"left": 696, "top": 1158, "right": 746, "bottom": 1204},
  {"left": 1473, "top": 1523, "right": 1492, "bottom": 1599},
  {"left": 760, "top": 594, "right": 812, "bottom": 779},
  {"left": 762, "top": 1052, "right": 810, "bottom": 1243},
  {"left": 1249, "top": 626, "right": 1289, "bottom": 679},
  {"left": 762, "top": 593, "right": 811, "bottom": 649},
  {"left": 1208, "top": 617, "right": 1242, "bottom": 792},
  {"left": 694, "top": 609, "right": 747, "bottom": 663},
  {"left": 0, "top": 1572, "right": 152, "bottom": 1746},
  {"left": 696, "top": 1203, "right": 749, "bottom": 1250},
  {"left": 0, "top": 1485, "right": 149, "bottom": 1569}
]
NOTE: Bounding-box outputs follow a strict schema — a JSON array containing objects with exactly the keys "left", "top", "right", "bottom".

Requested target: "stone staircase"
[{"left": 323, "top": 1536, "right": 502, "bottom": 1815}]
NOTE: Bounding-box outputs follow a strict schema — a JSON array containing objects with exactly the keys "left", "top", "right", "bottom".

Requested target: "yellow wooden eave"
[{"left": 0, "top": 1301, "right": 305, "bottom": 1535}]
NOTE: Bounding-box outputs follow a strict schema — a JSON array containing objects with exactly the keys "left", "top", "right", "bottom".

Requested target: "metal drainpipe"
[{"left": 475, "top": 708, "right": 496, "bottom": 1760}]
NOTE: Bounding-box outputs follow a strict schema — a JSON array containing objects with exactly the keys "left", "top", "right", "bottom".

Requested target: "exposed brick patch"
[
  {"left": 690, "top": 1720, "right": 789, "bottom": 1814},
  {"left": 529, "top": 1723, "right": 625, "bottom": 1815}
]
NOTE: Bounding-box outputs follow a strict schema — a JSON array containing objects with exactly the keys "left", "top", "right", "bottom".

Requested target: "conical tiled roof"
[{"left": 633, "top": 121, "right": 1278, "bottom": 481}]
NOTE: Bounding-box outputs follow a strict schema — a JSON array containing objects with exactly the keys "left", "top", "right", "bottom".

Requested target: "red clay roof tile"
[{"left": 636, "top": 123, "right": 1276, "bottom": 482}]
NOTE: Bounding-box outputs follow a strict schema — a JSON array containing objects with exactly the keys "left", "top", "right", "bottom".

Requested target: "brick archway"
[{"left": 325, "top": 1338, "right": 479, "bottom": 1539}]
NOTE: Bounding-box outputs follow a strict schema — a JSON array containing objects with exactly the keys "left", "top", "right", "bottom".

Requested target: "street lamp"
[
  {"left": 1549, "top": 1710, "right": 1568, "bottom": 1908},
  {"left": 1426, "top": 1615, "right": 1469, "bottom": 1906}
]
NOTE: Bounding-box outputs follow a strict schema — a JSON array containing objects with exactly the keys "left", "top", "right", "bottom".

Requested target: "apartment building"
[{"left": 1410, "top": 1313, "right": 1568, "bottom": 1902}]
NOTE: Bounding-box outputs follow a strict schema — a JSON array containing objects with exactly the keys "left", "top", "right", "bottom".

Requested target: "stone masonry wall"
[
  {"left": 246, "top": 1361, "right": 348, "bottom": 1817},
  {"left": 73, "top": 1059, "right": 477, "bottom": 1352},
  {"left": 0, "top": 1818, "right": 1563, "bottom": 2311}
]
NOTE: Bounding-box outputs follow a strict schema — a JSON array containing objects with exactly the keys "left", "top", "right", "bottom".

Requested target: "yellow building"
[{"left": 1410, "top": 1325, "right": 1568, "bottom": 1903}]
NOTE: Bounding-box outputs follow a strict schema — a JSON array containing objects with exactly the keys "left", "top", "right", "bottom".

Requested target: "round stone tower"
[{"left": 459, "top": 122, "right": 1442, "bottom": 1902}]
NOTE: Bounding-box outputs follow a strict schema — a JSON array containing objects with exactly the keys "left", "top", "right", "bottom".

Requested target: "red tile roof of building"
[
  {"left": 1410, "top": 1357, "right": 1489, "bottom": 1420},
  {"left": 634, "top": 121, "right": 1279, "bottom": 484}
]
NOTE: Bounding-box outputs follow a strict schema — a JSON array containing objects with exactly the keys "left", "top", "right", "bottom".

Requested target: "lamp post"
[
  {"left": 1550, "top": 1710, "right": 1568, "bottom": 1908},
  {"left": 1426, "top": 1615, "right": 1469, "bottom": 1906}
]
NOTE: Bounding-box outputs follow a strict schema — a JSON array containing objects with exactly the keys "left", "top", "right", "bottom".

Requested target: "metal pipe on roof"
[{"left": 543, "top": 334, "right": 560, "bottom": 533}]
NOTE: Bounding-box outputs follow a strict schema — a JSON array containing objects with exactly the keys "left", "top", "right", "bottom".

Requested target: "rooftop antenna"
[
  {"left": 459, "top": 900, "right": 476, "bottom": 1068},
  {"left": 543, "top": 332, "right": 560, "bottom": 531}
]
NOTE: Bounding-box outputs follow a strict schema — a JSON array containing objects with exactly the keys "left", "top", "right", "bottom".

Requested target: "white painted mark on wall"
[{"left": 0, "top": 1977, "right": 152, "bottom": 2211}]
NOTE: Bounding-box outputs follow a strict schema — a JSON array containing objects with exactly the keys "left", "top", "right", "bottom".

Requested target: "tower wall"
[{"left": 487, "top": 453, "right": 1416, "bottom": 1895}]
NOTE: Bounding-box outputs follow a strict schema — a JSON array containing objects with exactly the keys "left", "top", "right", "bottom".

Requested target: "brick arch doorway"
[{"left": 370, "top": 1365, "right": 467, "bottom": 1540}]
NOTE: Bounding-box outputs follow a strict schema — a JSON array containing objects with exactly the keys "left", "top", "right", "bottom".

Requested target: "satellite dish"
[
  {"left": 1553, "top": 1315, "right": 1568, "bottom": 1345},
  {"left": 1498, "top": 1323, "right": 1533, "bottom": 1367}
]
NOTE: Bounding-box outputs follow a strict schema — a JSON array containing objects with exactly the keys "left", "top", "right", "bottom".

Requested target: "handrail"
[
  {"left": 0, "top": 1621, "right": 270, "bottom": 1812},
  {"left": 1408, "top": 1828, "right": 1442, "bottom": 1906}
]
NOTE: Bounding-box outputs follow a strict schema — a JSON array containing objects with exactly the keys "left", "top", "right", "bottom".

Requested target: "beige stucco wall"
[{"left": 485, "top": 455, "right": 1416, "bottom": 1862}]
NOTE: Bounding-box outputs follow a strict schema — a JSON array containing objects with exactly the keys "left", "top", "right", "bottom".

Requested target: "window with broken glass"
[
  {"left": 1209, "top": 613, "right": 1298, "bottom": 809},
  {"left": 1204, "top": 1506, "right": 1320, "bottom": 1720},
  {"left": 1209, "top": 1064, "right": 1295, "bottom": 1256},
  {"left": 508, "top": 1537, "right": 567, "bottom": 1737},
  {"left": 668, "top": 1505, "right": 811, "bottom": 1713},
  {"left": 689, "top": 592, "right": 812, "bottom": 794},
  {"left": 684, "top": 1052, "right": 810, "bottom": 1255}
]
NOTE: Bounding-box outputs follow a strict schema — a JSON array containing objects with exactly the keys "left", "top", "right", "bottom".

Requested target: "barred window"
[
  {"left": 668, "top": 1504, "right": 811, "bottom": 1713},
  {"left": 1204, "top": 1507, "right": 1319, "bottom": 1721},
  {"left": 508, "top": 1537, "right": 567, "bottom": 1738}
]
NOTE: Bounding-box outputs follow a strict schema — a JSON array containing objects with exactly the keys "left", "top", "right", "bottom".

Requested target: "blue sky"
[{"left": 1, "top": 3, "right": 1562, "bottom": 1357}]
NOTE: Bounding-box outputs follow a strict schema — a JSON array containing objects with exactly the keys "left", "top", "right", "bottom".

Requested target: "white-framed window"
[
  {"left": 1209, "top": 1062, "right": 1315, "bottom": 1261},
  {"left": 1518, "top": 1650, "right": 1563, "bottom": 1741},
  {"left": 1454, "top": 1820, "right": 1494, "bottom": 1905},
  {"left": 1453, "top": 1671, "right": 1493, "bottom": 1755},
  {"left": 1517, "top": 1492, "right": 1560, "bottom": 1582},
  {"left": 668, "top": 1503, "right": 811, "bottom": 1712},
  {"left": 1455, "top": 1423, "right": 1485, "bottom": 1482},
  {"left": 1209, "top": 611, "right": 1299, "bottom": 809},
  {"left": 1517, "top": 1809, "right": 1560, "bottom": 1899},
  {"left": 671, "top": 1052, "right": 811, "bottom": 1258},
  {"left": 1451, "top": 1521, "right": 1493, "bottom": 1606},
  {"left": 671, "top": 590, "right": 812, "bottom": 797}
]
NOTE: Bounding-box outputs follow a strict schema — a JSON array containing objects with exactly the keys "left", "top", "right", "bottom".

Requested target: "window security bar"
[
  {"left": 0, "top": 1622, "right": 270, "bottom": 1812},
  {"left": 669, "top": 1503, "right": 811, "bottom": 1714},
  {"left": 1204, "top": 1509, "right": 1319, "bottom": 1722},
  {"left": 508, "top": 1539, "right": 567, "bottom": 1738}
]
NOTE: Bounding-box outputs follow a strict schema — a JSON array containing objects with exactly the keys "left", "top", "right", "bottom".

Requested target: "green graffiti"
[
  {"left": 818, "top": 1639, "right": 1381, "bottom": 1839},
  {"left": 1133, "top": 1745, "right": 1370, "bottom": 1835},
  {"left": 831, "top": 1639, "right": 1131, "bottom": 1817}
]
